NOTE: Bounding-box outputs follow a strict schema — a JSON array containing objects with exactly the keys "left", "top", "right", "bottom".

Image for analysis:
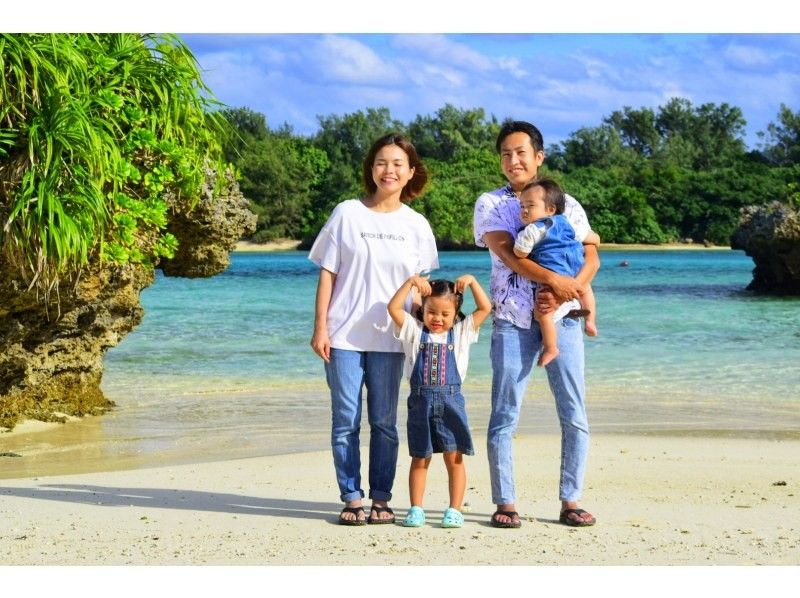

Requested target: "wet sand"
[{"left": 3, "top": 382, "right": 798, "bottom": 482}]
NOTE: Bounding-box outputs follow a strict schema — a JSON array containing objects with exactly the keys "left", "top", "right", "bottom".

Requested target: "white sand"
[
  {"left": 1, "top": 432, "right": 798, "bottom": 566},
  {"left": 234, "top": 239, "right": 301, "bottom": 252}
]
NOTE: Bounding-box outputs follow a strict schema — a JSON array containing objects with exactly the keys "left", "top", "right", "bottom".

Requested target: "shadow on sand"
[{"left": 0, "top": 483, "right": 343, "bottom": 522}]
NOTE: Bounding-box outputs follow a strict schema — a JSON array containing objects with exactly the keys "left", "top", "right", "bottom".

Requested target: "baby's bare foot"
[
  {"left": 585, "top": 321, "right": 598, "bottom": 337},
  {"left": 538, "top": 347, "right": 559, "bottom": 367}
]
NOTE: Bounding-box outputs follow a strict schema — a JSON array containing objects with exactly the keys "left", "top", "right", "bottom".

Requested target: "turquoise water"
[
  {"left": 101, "top": 247, "right": 799, "bottom": 439},
  {"left": 7, "top": 248, "right": 798, "bottom": 478},
  {"left": 104, "top": 249, "right": 800, "bottom": 404}
]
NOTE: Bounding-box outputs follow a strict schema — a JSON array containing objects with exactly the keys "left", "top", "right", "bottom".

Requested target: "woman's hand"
[{"left": 310, "top": 328, "right": 332, "bottom": 363}]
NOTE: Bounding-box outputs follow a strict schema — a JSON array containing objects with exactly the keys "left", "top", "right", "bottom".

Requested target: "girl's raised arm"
[{"left": 454, "top": 275, "right": 492, "bottom": 329}]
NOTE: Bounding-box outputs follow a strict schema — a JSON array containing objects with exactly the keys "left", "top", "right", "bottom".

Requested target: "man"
[{"left": 473, "top": 120, "right": 599, "bottom": 528}]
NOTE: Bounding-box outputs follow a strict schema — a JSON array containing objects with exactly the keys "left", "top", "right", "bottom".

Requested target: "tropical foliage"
[
  {"left": 0, "top": 33, "right": 228, "bottom": 296},
  {"left": 224, "top": 99, "right": 799, "bottom": 248}
]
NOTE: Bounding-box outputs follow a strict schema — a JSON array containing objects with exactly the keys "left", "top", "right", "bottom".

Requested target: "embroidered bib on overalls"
[{"left": 410, "top": 327, "right": 461, "bottom": 388}]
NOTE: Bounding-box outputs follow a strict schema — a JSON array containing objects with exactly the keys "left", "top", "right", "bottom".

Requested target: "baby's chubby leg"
[
  {"left": 534, "top": 307, "right": 560, "bottom": 367},
  {"left": 579, "top": 284, "right": 598, "bottom": 337}
]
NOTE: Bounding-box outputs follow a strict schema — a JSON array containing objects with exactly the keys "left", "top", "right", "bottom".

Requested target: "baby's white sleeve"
[{"left": 513, "top": 222, "right": 545, "bottom": 255}]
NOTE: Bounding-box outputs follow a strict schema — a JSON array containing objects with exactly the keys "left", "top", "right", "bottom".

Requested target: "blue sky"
[
  {"left": 8, "top": 2, "right": 797, "bottom": 151},
  {"left": 181, "top": 33, "right": 800, "bottom": 150}
]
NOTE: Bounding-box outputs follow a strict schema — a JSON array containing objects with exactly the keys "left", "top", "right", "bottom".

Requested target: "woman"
[{"left": 309, "top": 133, "right": 439, "bottom": 525}]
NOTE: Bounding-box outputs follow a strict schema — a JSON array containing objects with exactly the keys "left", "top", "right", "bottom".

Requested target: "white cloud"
[
  {"left": 724, "top": 43, "right": 771, "bottom": 68},
  {"left": 405, "top": 63, "right": 466, "bottom": 89},
  {"left": 572, "top": 52, "right": 626, "bottom": 84},
  {"left": 254, "top": 45, "right": 288, "bottom": 66},
  {"left": 193, "top": 51, "right": 270, "bottom": 102},
  {"left": 392, "top": 34, "right": 493, "bottom": 71},
  {"left": 313, "top": 35, "right": 402, "bottom": 85},
  {"left": 498, "top": 56, "right": 528, "bottom": 80}
]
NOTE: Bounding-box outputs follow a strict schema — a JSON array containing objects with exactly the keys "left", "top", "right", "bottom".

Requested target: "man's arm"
[
  {"left": 584, "top": 231, "right": 601, "bottom": 246},
  {"left": 483, "top": 230, "right": 585, "bottom": 302},
  {"left": 578, "top": 243, "right": 600, "bottom": 287}
]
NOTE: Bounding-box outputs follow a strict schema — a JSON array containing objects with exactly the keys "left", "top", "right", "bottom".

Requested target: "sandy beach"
[
  {"left": 234, "top": 239, "right": 302, "bottom": 252},
  {"left": 2, "top": 432, "right": 798, "bottom": 566}
]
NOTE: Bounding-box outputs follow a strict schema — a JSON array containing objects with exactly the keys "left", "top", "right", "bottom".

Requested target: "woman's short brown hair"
[{"left": 362, "top": 133, "right": 428, "bottom": 202}]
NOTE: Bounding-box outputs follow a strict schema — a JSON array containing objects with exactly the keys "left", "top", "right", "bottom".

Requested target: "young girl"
[{"left": 387, "top": 274, "right": 492, "bottom": 528}]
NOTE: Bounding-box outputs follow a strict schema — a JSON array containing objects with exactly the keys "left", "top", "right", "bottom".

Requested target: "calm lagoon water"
[{"left": 4, "top": 249, "right": 799, "bottom": 478}]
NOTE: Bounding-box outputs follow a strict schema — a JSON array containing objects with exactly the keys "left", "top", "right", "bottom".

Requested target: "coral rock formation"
[
  {"left": 731, "top": 201, "right": 800, "bottom": 294},
  {"left": 0, "top": 174, "right": 255, "bottom": 430}
]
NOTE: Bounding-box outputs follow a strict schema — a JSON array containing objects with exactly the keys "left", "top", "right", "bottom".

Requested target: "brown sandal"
[
  {"left": 367, "top": 505, "right": 395, "bottom": 524},
  {"left": 490, "top": 509, "right": 522, "bottom": 528},
  {"left": 338, "top": 506, "right": 367, "bottom": 526},
  {"left": 559, "top": 508, "right": 596, "bottom": 527}
]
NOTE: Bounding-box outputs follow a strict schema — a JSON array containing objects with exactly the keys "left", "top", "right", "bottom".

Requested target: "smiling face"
[
  {"left": 371, "top": 144, "right": 415, "bottom": 198},
  {"left": 421, "top": 295, "right": 458, "bottom": 334},
  {"left": 519, "top": 185, "right": 556, "bottom": 226},
  {"left": 500, "top": 132, "right": 545, "bottom": 192}
]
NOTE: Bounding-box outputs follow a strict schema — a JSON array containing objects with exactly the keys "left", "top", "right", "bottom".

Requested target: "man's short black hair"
[{"left": 496, "top": 120, "right": 544, "bottom": 154}]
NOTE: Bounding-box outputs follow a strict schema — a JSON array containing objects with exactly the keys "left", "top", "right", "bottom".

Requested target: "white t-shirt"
[
  {"left": 394, "top": 313, "right": 480, "bottom": 382},
  {"left": 309, "top": 199, "right": 439, "bottom": 352}
]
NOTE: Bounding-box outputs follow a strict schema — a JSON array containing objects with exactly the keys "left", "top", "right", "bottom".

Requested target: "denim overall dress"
[{"left": 406, "top": 325, "right": 475, "bottom": 458}]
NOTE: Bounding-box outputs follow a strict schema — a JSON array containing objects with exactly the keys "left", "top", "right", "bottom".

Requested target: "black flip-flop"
[
  {"left": 338, "top": 506, "right": 367, "bottom": 526},
  {"left": 490, "top": 509, "right": 522, "bottom": 528},
  {"left": 367, "top": 505, "right": 395, "bottom": 524},
  {"left": 559, "top": 508, "right": 596, "bottom": 527}
]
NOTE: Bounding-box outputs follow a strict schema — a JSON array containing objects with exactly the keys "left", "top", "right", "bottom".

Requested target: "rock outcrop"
[
  {"left": 731, "top": 201, "right": 800, "bottom": 294},
  {"left": 0, "top": 261, "right": 153, "bottom": 429},
  {"left": 160, "top": 167, "right": 256, "bottom": 278},
  {"left": 0, "top": 172, "right": 256, "bottom": 430}
]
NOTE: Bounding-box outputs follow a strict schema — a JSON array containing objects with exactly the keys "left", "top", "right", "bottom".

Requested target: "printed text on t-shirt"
[{"left": 360, "top": 232, "right": 406, "bottom": 242}]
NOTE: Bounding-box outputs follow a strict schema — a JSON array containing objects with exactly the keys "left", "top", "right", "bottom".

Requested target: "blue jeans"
[
  {"left": 487, "top": 317, "right": 589, "bottom": 504},
  {"left": 324, "top": 349, "right": 404, "bottom": 503}
]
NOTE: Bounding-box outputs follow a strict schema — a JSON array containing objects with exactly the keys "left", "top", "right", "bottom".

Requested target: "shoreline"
[
  {"left": 2, "top": 432, "right": 798, "bottom": 565},
  {"left": 233, "top": 240, "right": 733, "bottom": 253},
  {"left": 4, "top": 382, "right": 798, "bottom": 481},
  {"left": 3, "top": 416, "right": 799, "bottom": 482}
]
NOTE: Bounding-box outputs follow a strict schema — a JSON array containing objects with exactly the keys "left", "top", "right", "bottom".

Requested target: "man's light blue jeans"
[
  {"left": 325, "top": 349, "right": 404, "bottom": 503},
  {"left": 487, "top": 317, "right": 589, "bottom": 504}
]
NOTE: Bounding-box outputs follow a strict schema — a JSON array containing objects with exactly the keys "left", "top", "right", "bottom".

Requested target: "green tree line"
[{"left": 224, "top": 99, "right": 800, "bottom": 247}]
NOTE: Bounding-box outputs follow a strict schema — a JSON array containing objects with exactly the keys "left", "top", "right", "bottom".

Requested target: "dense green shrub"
[{"left": 0, "top": 33, "right": 228, "bottom": 296}]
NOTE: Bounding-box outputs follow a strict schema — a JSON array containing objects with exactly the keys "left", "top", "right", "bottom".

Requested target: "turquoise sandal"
[
  {"left": 402, "top": 506, "right": 426, "bottom": 527},
  {"left": 441, "top": 507, "right": 464, "bottom": 528}
]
